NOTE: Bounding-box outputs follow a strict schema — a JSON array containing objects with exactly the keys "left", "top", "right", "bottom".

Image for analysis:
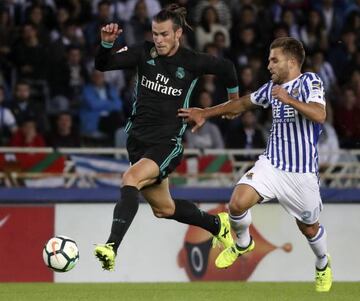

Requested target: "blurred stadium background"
[{"left": 0, "top": 0, "right": 359, "bottom": 300}]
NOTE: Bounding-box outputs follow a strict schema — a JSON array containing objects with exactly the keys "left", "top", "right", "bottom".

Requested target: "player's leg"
[
  {"left": 94, "top": 158, "right": 158, "bottom": 270},
  {"left": 141, "top": 179, "right": 233, "bottom": 248},
  {"left": 107, "top": 158, "right": 159, "bottom": 249},
  {"left": 215, "top": 184, "right": 260, "bottom": 268},
  {"left": 216, "top": 156, "right": 276, "bottom": 269},
  {"left": 276, "top": 170, "right": 332, "bottom": 292},
  {"left": 296, "top": 219, "right": 332, "bottom": 292}
]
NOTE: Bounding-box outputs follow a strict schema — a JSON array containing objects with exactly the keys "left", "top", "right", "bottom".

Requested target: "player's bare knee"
[
  {"left": 229, "top": 198, "right": 247, "bottom": 216},
  {"left": 297, "top": 221, "right": 319, "bottom": 238},
  {"left": 122, "top": 172, "right": 139, "bottom": 187}
]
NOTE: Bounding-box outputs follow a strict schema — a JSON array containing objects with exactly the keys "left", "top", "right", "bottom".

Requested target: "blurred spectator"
[
  {"left": 318, "top": 103, "right": 340, "bottom": 167},
  {"left": 311, "top": 50, "right": 338, "bottom": 97},
  {"left": 195, "top": 74, "right": 227, "bottom": 107},
  {"left": 203, "top": 42, "right": 221, "bottom": 57},
  {"left": 50, "top": 6, "right": 71, "bottom": 42},
  {"left": 238, "top": 65, "right": 256, "bottom": 96},
  {"left": 8, "top": 116, "right": 48, "bottom": 174},
  {"left": 24, "top": 0, "right": 56, "bottom": 29},
  {"left": 300, "top": 9, "right": 328, "bottom": 52},
  {"left": 9, "top": 80, "right": 46, "bottom": 131},
  {"left": 9, "top": 117, "right": 46, "bottom": 148},
  {"left": 49, "top": 20, "right": 86, "bottom": 66},
  {"left": 80, "top": 70, "right": 123, "bottom": 139},
  {"left": 122, "top": 0, "right": 161, "bottom": 22},
  {"left": 334, "top": 87, "right": 360, "bottom": 148},
  {"left": 48, "top": 45, "right": 89, "bottom": 106},
  {"left": 61, "top": 0, "right": 92, "bottom": 25},
  {"left": 192, "top": 0, "right": 232, "bottom": 29},
  {"left": 270, "top": 0, "right": 310, "bottom": 18},
  {"left": 194, "top": 5, "right": 230, "bottom": 52},
  {"left": 26, "top": 4, "right": 52, "bottom": 44},
  {"left": 349, "top": 68, "right": 360, "bottom": 99},
  {"left": 10, "top": 23, "right": 49, "bottom": 81},
  {"left": 213, "top": 31, "right": 229, "bottom": 55},
  {"left": 227, "top": 25, "right": 263, "bottom": 71},
  {"left": 185, "top": 90, "right": 224, "bottom": 149},
  {"left": 84, "top": 0, "right": 122, "bottom": 55},
  {"left": 271, "top": 22, "right": 290, "bottom": 40},
  {"left": 46, "top": 111, "right": 80, "bottom": 147},
  {"left": 225, "top": 110, "right": 266, "bottom": 160},
  {"left": 228, "top": 0, "right": 258, "bottom": 24},
  {"left": 328, "top": 29, "right": 358, "bottom": 84},
  {"left": 0, "top": 7, "right": 14, "bottom": 87},
  {"left": 0, "top": 85, "right": 17, "bottom": 146},
  {"left": 343, "top": 10, "right": 360, "bottom": 40},
  {"left": 248, "top": 53, "right": 269, "bottom": 86},
  {"left": 124, "top": 0, "right": 152, "bottom": 46},
  {"left": 312, "top": 0, "right": 344, "bottom": 43},
  {"left": 344, "top": 0, "right": 360, "bottom": 17},
  {"left": 234, "top": 4, "right": 259, "bottom": 30},
  {"left": 0, "top": 7, "right": 14, "bottom": 57},
  {"left": 281, "top": 9, "right": 300, "bottom": 40}
]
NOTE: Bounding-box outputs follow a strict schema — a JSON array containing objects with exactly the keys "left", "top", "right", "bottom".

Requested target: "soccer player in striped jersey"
[{"left": 179, "top": 37, "right": 332, "bottom": 292}]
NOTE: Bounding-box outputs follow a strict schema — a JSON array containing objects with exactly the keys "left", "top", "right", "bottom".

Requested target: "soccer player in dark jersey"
[{"left": 94, "top": 5, "right": 239, "bottom": 271}]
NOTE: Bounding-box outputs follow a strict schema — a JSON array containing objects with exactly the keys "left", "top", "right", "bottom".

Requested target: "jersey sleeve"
[
  {"left": 196, "top": 54, "right": 239, "bottom": 94},
  {"left": 301, "top": 73, "right": 326, "bottom": 105},
  {"left": 250, "top": 82, "right": 271, "bottom": 108},
  {"left": 95, "top": 43, "right": 143, "bottom": 71}
]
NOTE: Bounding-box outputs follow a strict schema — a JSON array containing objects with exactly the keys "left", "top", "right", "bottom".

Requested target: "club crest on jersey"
[
  {"left": 176, "top": 67, "right": 185, "bottom": 79},
  {"left": 150, "top": 47, "right": 158, "bottom": 58},
  {"left": 291, "top": 87, "right": 299, "bottom": 97}
]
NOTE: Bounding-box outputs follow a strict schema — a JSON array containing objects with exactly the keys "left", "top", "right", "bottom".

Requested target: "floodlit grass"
[{"left": 0, "top": 282, "right": 359, "bottom": 301}]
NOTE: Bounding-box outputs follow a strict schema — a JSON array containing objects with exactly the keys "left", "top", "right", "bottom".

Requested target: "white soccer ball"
[{"left": 42, "top": 235, "right": 79, "bottom": 272}]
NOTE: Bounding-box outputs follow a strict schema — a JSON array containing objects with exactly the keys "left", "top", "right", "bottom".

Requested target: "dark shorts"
[{"left": 126, "top": 135, "right": 184, "bottom": 181}]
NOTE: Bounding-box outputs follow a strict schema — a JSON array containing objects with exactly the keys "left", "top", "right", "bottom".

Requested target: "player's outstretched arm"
[{"left": 178, "top": 95, "right": 254, "bottom": 132}]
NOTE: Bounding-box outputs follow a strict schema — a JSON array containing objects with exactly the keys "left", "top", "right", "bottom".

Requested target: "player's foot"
[
  {"left": 212, "top": 212, "right": 234, "bottom": 249},
  {"left": 315, "top": 254, "right": 332, "bottom": 292},
  {"left": 94, "top": 243, "right": 116, "bottom": 271},
  {"left": 215, "top": 238, "right": 255, "bottom": 269}
]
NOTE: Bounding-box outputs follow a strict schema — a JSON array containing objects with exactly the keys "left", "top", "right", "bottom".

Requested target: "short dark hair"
[
  {"left": 270, "top": 37, "right": 305, "bottom": 67},
  {"left": 153, "top": 4, "right": 191, "bottom": 31}
]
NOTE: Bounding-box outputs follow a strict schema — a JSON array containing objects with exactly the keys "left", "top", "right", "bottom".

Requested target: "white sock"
[
  {"left": 307, "top": 224, "right": 328, "bottom": 270},
  {"left": 229, "top": 210, "right": 252, "bottom": 248}
]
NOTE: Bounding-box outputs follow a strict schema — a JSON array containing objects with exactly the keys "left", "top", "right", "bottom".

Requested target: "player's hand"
[
  {"left": 101, "top": 23, "right": 122, "bottom": 43},
  {"left": 178, "top": 108, "right": 206, "bottom": 132},
  {"left": 272, "top": 85, "right": 291, "bottom": 105}
]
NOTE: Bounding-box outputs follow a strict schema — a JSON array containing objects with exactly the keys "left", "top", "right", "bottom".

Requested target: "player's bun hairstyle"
[
  {"left": 270, "top": 37, "right": 305, "bottom": 67},
  {"left": 153, "top": 4, "right": 192, "bottom": 31}
]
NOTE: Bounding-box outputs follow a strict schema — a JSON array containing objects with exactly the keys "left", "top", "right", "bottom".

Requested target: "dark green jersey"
[{"left": 95, "top": 41, "right": 238, "bottom": 143}]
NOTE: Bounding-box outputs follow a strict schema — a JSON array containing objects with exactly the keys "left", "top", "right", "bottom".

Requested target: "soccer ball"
[{"left": 42, "top": 235, "right": 79, "bottom": 272}]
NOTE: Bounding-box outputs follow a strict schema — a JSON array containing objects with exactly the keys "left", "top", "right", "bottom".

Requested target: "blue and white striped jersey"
[{"left": 250, "top": 72, "right": 325, "bottom": 173}]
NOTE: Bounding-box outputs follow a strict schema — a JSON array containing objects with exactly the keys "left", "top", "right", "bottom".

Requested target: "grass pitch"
[{"left": 0, "top": 282, "right": 359, "bottom": 301}]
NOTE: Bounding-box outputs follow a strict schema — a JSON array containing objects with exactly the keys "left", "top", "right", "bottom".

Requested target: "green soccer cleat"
[
  {"left": 215, "top": 239, "right": 255, "bottom": 269},
  {"left": 212, "top": 212, "right": 234, "bottom": 249},
  {"left": 315, "top": 255, "right": 333, "bottom": 292},
  {"left": 94, "top": 243, "right": 116, "bottom": 271}
]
